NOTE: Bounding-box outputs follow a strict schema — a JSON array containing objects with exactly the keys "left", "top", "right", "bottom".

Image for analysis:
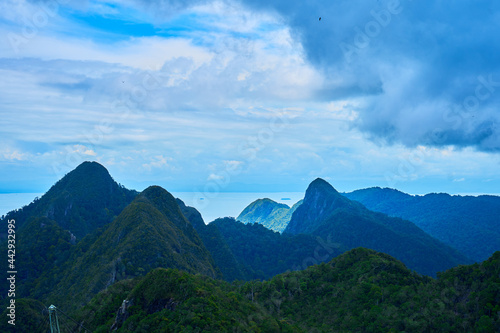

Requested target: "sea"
[{"left": 0, "top": 192, "right": 304, "bottom": 223}]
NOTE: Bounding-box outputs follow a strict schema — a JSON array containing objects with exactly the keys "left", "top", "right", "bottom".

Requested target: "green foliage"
[
  {"left": 3, "top": 164, "right": 498, "bottom": 332},
  {"left": 75, "top": 248, "right": 500, "bottom": 332},
  {"left": 344, "top": 187, "right": 500, "bottom": 261},
  {"left": 83, "top": 268, "right": 299, "bottom": 332},
  {"left": 177, "top": 199, "right": 246, "bottom": 281},
  {"left": 0, "top": 298, "right": 49, "bottom": 333},
  {"left": 284, "top": 178, "right": 470, "bottom": 277},
  {"left": 1, "top": 183, "right": 220, "bottom": 318},
  {"left": 211, "top": 217, "right": 343, "bottom": 280},
  {"left": 237, "top": 198, "right": 302, "bottom": 233},
  {"left": 41, "top": 186, "right": 219, "bottom": 313},
  {"left": 1, "top": 161, "right": 138, "bottom": 240}
]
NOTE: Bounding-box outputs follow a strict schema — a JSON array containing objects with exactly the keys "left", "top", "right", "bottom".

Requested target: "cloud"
[
  {"left": 5, "top": 0, "right": 500, "bottom": 153},
  {"left": 134, "top": 0, "right": 500, "bottom": 152},
  {"left": 142, "top": 155, "right": 172, "bottom": 171},
  {"left": 2, "top": 0, "right": 500, "bottom": 195},
  {"left": 72, "top": 145, "right": 97, "bottom": 156},
  {"left": 244, "top": 0, "right": 500, "bottom": 151},
  {"left": 207, "top": 173, "right": 224, "bottom": 181}
]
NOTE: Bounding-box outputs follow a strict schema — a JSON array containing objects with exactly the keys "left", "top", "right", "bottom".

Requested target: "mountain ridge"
[
  {"left": 344, "top": 187, "right": 500, "bottom": 261},
  {"left": 284, "top": 178, "right": 471, "bottom": 276},
  {"left": 27, "top": 248, "right": 498, "bottom": 333},
  {"left": 15, "top": 185, "right": 220, "bottom": 313},
  {"left": 0, "top": 163, "right": 496, "bottom": 331},
  {"left": 1, "top": 161, "right": 138, "bottom": 240},
  {"left": 285, "top": 178, "right": 362, "bottom": 234}
]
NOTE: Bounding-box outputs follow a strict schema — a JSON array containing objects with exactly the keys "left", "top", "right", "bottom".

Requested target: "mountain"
[
  {"left": 237, "top": 198, "right": 302, "bottom": 233},
  {"left": 1, "top": 161, "right": 137, "bottom": 240},
  {"left": 24, "top": 248, "right": 498, "bottom": 333},
  {"left": 285, "top": 178, "right": 363, "bottom": 234},
  {"left": 74, "top": 268, "right": 285, "bottom": 333},
  {"left": 176, "top": 198, "right": 247, "bottom": 281},
  {"left": 285, "top": 178, "right": 471, "bottom": 276},
  {"left": 211, "top": 217, "right": 342, "bottom": 280},
  {"left": 2, "top": 163, "right": 497, "bottom": 332},
  {"left": 24, "top": 186, "right": 220, "bottom": 312},
  {"left": 344, "top": 187, "right": 500, "bottom": 262},
  {"left": 5, "top": 217, "right": 74, "bottom": 300}
]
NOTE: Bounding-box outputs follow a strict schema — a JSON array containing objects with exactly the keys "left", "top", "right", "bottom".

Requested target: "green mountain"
[
  {"left": 175, "top": 202, "right": 338, "bottom": 281},
  {"left": 285, "top": 178, "right": 471, "bottom": 277},
  {"left": 343, "top": 187, "right": 500, "bottom": 262},
  {"left": 2, "top": 164, "right": 498, "bottom": 332},
  {"left": 1, "top": 161, "right": 137, "bottom": 240},
  {"left": 76, "top": 268, "right": 284, "bottom": 333},
  {"left": 285, "top": 179, "right": 362, "bottom": 235},
  {"left": 211, "top": 217, "right": 342, "bottom": 280},
  {"left": 176, "top": 198, "right": 247, "bottom": 281},
  {"left": 13, "top": 185, "right": 220, "bottom": 314},
  {"left": 28, "top": 248, "right": 498, "bottom": 333},
  {"left": 6, "top": 217, "right": 74, "bottom": 301},
  {"left": 237, "top": 198, "right": 302, "bottom": 233}
]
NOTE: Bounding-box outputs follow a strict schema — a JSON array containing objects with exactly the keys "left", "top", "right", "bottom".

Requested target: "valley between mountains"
[{"left": 1, "top": 161, "right": 499, "bottom": 332}]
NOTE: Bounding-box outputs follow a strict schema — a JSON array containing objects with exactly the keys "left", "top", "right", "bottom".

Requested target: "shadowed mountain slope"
[
  {"left": 284, "top": 178, "right": 471, "bottom": 276},
  {"left": 35, "top": 186, "right": 220, "bottom": 312},
  {"left": 1, "top": 161, "right": 137, "bottom": 240},
  {"left": 344, "top": 187, "right": 500, "bottom": 261},
  {"left": 176, "top": 198, "right": 247, "bottom": 281},
  {"left": 44, "top": 248, "right": 500, "bottom": 333}
]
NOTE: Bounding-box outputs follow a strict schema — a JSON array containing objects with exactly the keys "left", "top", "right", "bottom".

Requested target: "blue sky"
[{"left": 1, "top": 0, "right": 500, "bottom": 196}]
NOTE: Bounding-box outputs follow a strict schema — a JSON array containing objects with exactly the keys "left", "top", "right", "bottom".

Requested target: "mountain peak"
[
  {"left": 138, "top": 186, "right": 196, "bottom": 232},
  {"left": 60, "top": 161, "right": 112, "bottom": 183},
  {"left": 307, "top": 178, "right": 340, "bottom": 195},
  {"left": 74, "top": 160, "right": 108, "bottom": 173},
  {"left": 310, "top": 177, "right": 332, "bottom": 186},
  {"left": 285, "top": 178, "right": 350, "bottom": 234},
  {"left": 141, "top": 185, "right": 173, "bottom": 200},
  {"left": 4, "top": 161, "right": 137, "bottom": 240},
  {"left": 53, "top": 161, "right": 114, "bottom": 190},
  {"left": 237, "top": 198, "right": 293, "bottom": 233}
]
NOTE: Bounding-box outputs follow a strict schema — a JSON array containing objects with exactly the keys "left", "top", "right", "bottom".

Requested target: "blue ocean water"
[
  {"left": 0, "top": 192, "right": 304, "bottom": 223},
  {"left": 173, "top": 192, "right": 304, "bottom": 223}
]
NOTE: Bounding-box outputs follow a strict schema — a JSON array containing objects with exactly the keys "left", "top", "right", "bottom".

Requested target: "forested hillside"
[
  {"left": 7, "top": 248, "right": 496, "bottom": 332},
  {"left": 1, "top": 162, "right": 497, "bottom": 333},
  {"left": 284, "top": 179, "right": 470, "bottom": 276},
  {"left": 0, "top": 161, "right": 137, "bottom": 239},
  {"left": 344, "top": 187, "right": 500, "bottom": 262},
  {"left": 237, "top": 198, "right": 302, "bottom": 233}
]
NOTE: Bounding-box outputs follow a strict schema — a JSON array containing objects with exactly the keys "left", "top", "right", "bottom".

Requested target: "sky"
[{"left": 1, "top": 0, "right": 500, "bottom": 197}]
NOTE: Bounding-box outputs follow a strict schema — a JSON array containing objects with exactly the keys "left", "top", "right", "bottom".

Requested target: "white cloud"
[
  {"left": 1, "top": 149, "right": 28, "bottom": 161},
  {"left": 142, "top": 155, "right": 172, "bottom": 172},
  {"left": 207, "top": 174, "right": 224, "bottom": 181},
  {"left": 1, "top": 0, "right": 500, "bottom": 195},
  {"left": 72, "top": 145, "right": 97, "bottom": 156}
]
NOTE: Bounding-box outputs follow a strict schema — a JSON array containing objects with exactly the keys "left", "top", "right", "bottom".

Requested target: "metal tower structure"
[{"left": 48, "top": 305, "right": 61, "bottom": 333}]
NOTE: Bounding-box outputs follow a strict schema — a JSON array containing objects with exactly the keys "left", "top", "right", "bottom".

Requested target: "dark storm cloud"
[
  {"left": 242, "top": 0, "right": 500, "bottom": 151},
  {"left": 137, "top": 0, "right": 500, "bottom": 151}
]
